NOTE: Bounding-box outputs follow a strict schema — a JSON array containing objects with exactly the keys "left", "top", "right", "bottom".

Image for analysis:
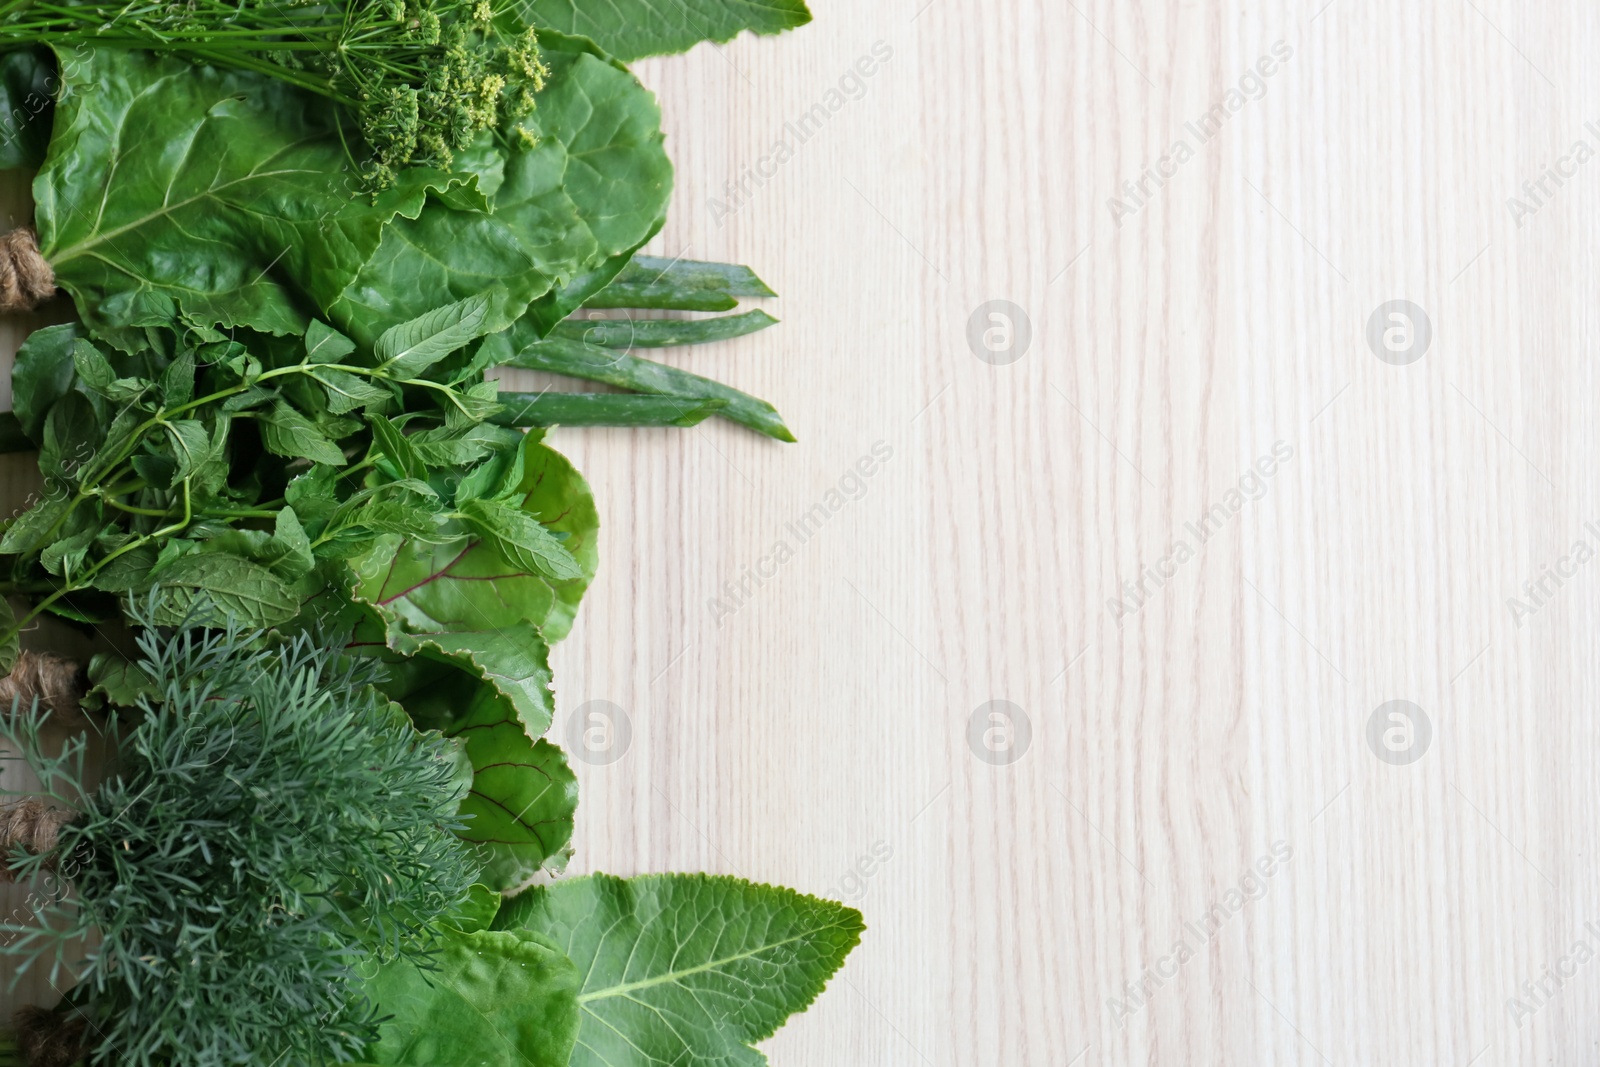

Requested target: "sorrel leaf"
[{"left": 497, "top": 873, "right": 863, "bottom": 1067}]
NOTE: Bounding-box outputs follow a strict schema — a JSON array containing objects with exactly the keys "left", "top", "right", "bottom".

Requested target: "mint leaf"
[
  {"left": 40, "top": 392, "right": 98, "bottom": 484},
  {"left": 145, "top": 552, "right": 300, "bottom": 626},
  {"left": 367, "top": 416, "right": 426, "bottom": 481},
  {"left": 311, "top": 368, "right": 390, "bottom": 415},
  {"left": 164, "top": 420, "right": 213, "bottom": 481},
  {"left": 304, "top": 319, "right": 357, "bottom": 363},
  {"left": 12, "top": 324, "right": 82, "bottom": 444},
  {"left": 71, "top": 338, "right": 115, "bottom": 392},
  {"left": 517, "top": 437, "right": 599, "bottom": 642},
  {"left": 375, "top": 289, "right": 499, "bottom": 378},
  {"left": 497, "top": 874, "right": 863, "bottom": 1067},
  {"left": 262, "top": 402, "right": 347, "bottom": 466},
  {"left": 0, "top": 495, "right": 71, "bottom": 556},
  {"left": 458, "top": 498, "right": 582, "bottom": 582},
  {"left": 159, "top": 349, "right": 196, "bottom": 406}
]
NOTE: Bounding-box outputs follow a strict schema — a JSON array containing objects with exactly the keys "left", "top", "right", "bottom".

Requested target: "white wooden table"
[{"left": 7, "top": 2, "right": 1600, "bottom": 1063}]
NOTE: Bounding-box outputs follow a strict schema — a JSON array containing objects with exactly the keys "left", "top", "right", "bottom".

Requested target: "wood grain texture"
[{"left": 5, "top": 1, "right": 1600, "bottom": 1062}]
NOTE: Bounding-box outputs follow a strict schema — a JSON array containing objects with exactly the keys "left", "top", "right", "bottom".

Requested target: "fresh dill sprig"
[
  {"left": 0, "top": 606, "right": 480, "bottom": 1067},
  {"left": 0, "top": 0, "right": 548, "bottom": 188}
]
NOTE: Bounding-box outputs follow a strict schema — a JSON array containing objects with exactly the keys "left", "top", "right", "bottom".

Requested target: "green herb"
[
  {"left": 28, "top": 40, "right": 790, "bottom": 439},
  {"left": 357, "top": 928, "right": 581, "bottom": 1066},
  {"left": 511, "top": 0, "right": 812, "bottom": 62},
  {"left": 0, "top": 6, "right": 862, "bottom": 1060},
  {"left": 499, "top": 332, "right": 795, "bottom": 440},
  {"left": 494, "top": 873, "right": 864, "bottom": 1067},
  {"left": 582, "top": 254, "right": 779, "bottom": 310},
  {"left": 552, "top": 308, "right": 777, "bottom": 348},
  {"left": 2, "top": 1, "right": 549, "bottom": 187},
  {"left": 0, "top": 306, "right": 530, "bottom": 641},
  {"left": 493, "top": 391, "right": 730, "bottom": 427},
  {"left": 0, "top": 610, "right": 479, "bottom": 1067}
]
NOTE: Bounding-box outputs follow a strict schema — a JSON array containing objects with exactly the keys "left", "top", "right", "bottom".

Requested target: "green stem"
[
  {"left": 104, "top": 497, "right": 168, "bottom": 517},
  {"left": 499, "top": 337, "right": 796, "bottom": 442},
  {"left": 551, "top": 309, "right": 778, "bottom": 350},
  {"left": 0, "top": 578, "right": 60, "bottom": 595},
  {"left": 4, "top": 482, "right": 188, "bottom": 643},
  {"left": 493, "top": 391, "right": 729, "bottom": 429}
]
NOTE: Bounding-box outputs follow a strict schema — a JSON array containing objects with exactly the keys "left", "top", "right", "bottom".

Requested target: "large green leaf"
[
  {"left": 144, "top": 552, "right": 301, "bottom": 627},
  {"left": 351, "top": 524, "right": 561, "bottom": 736},
  {"left": 0, "top": 47, "right": 56, "bottom": 171},
  {"left": 497, "top": 874, "right": 863, "bottom": 1067},
  {"left": 292, "top": 580, "right": 575, "bottom": 888},
  {"left": 12, "top": 323, "right": 83, "bottom": 443},
  {"left": 358, "top": 928, "right": 581, "bottom": 1066},
  {"left": 350, "top": 434, "right": 597, "bottom": 728},
  {"left": 35, "top": 47, "right": 446, "bottom": 336},
  {"left": 517, "top": 434, "right": 598, "bottom": 642},
  {"left": 328, "top": 35, "right": 672, "bottom": 349},
  {"left": 383, "top": 656, "right": 578, "bottom": 889},
  {"left": 519, "top": 218, "right": 664, "bottom": 338},
  {"left": 531, "top": 35, "right": 673, "bottom": 257},
  {"left": 513, "top": 0, "right": 813, "bottom": 61},
  {"left": 407, "top": 626, "right": 558, "bottom": 738},
  {"left": 352, "top": 530, "right": 556, "bottom": 641}
]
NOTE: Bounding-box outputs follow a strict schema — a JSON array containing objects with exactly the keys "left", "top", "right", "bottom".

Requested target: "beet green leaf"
[
  {"left": 514, "top": 0, "right": 812, "bottom": 61},
  {"left": 34, "top": 47, "right": 447, "bottom": 337},
  {"left": 377, "top": 649, "right": 579, "bottom": 889}
]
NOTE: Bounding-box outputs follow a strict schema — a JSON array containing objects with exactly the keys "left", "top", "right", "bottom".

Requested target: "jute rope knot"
[
  {"left": 12, "top": 1005, "right": 88, "bottom": 1067},
  {"left": 0, "top": 229, "right": 55, "bottom": 313},
  {"left": 0, "top": 651, "right": 85, "bottom": 723},
  {"left": 0, "top": 799, "right": 72, "bottom": 884}
]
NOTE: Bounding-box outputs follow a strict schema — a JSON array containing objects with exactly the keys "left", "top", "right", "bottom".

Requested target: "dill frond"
[{"left": 0, "top": 609, "right": 479, "bottom": 1067}]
